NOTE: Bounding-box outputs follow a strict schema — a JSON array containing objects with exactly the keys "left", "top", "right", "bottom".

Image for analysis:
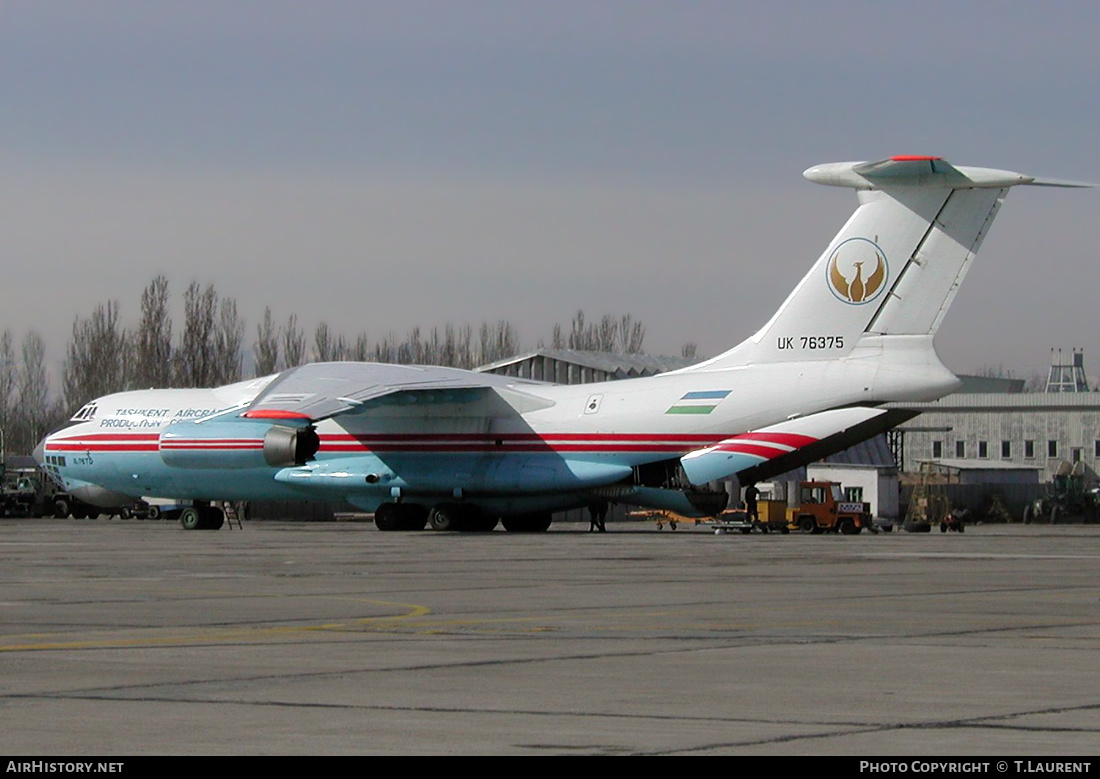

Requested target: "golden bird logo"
[{"left": 827, "top": 239, "right": 887, "bottom": 304}]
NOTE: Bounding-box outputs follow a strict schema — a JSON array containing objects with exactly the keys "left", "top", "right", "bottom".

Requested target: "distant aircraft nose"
[{"left": 32, "top": 435, "right": 46, "bottom": 466}]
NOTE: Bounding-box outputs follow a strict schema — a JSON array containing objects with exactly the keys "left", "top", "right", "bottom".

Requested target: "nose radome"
[{"left": 32, "top": 436, "right": 46, "bottom": 466}]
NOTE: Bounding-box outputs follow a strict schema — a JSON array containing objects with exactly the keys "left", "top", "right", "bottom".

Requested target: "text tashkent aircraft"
[{"left": 37, "top": 157, "right": 1085, "bottom": 531}]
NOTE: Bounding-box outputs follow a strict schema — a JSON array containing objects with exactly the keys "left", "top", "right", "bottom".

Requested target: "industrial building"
[{"left": 892, "top": 351, "right": 1100, "bottom": 483}]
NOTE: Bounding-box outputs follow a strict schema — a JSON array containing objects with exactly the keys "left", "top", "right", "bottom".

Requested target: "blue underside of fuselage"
[{"left": 54, "top": 449, "right": 662, "bottom": 515}]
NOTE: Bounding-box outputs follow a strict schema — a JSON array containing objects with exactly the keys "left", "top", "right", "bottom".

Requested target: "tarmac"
[{"left": 1, "top": 518, "right": 1098, "bottom": 756}]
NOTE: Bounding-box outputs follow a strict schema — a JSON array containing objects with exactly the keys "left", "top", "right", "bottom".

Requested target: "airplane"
[{"left": 35, "top": 156, "right": 1087, "bottom": 531}]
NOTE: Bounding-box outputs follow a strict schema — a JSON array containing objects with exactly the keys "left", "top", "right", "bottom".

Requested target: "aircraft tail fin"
[{"left": 682, "top": 156, "right": 1085, "bottom": 373}]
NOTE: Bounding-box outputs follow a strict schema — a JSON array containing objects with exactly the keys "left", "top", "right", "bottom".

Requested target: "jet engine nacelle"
[
  {"left": 159, "top": 420, "right": 319, "bottom": 470},
  {"left": 262, "top": 424, "right": 321, "bottom": 467}
]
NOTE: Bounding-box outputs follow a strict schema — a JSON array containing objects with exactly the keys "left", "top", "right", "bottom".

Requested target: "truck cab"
[{"left": 789, "top": 480, "right": 872, "bottom": 534}]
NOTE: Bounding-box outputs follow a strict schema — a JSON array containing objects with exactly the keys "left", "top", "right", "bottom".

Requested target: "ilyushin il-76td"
[{"left": 36, "top": 157, "right": 1086, "bottom": 531}]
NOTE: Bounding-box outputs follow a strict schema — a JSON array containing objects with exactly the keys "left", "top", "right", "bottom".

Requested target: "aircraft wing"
[
  {"left": 680, "top": 406, "right": 918, "bottom": 485},
  {"left": 240, "top": 362, "right": 553, "bottom": 422}
]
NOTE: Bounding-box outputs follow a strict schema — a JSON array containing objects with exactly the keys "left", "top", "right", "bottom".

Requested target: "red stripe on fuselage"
[
  {"left": 45, "top": 442, "right": 160, "bottom": 452},
  {"left": 319, "top": 432, "right": 723, "bottom": 443},
  {"left": 45, "top": 431, "right": 750, "bottom": 456},
  {"left": 317, "top": 431, "right": 726, "bottom": 455}
]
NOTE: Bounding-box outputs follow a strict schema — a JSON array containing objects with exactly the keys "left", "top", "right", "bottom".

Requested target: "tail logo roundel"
[{"left": 826, "top": 237, "right": 888, "bottom": 304}]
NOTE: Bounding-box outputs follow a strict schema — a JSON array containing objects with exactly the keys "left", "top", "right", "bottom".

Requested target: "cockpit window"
[{"left": 71, "top": 402, "right": 98, "bottom": 422}]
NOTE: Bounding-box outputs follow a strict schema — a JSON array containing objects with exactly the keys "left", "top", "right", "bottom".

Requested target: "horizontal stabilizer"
[
  {"left": 680, "top": 407, "right": 916, "bottom": 485},
  {"left": 805, "top": 156, "right": 1092, "bottom": 191},
  {"left": 806, "top": 156, "right": 1031, "bottom": 190}
]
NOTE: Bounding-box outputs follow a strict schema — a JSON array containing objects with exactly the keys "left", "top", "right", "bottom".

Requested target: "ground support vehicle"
[
  {"left": 787, "top": 481, "right": 872, "bottom": 534},
  {"left": 940, "top": 508, "right": 967, "bottom": 533},
  {"left": 713, "top": 499, "right": 791, "bottom": 534},
  {"left": 627, "top": 509, "right": 703, "bottom": 530},
  {"left": 0, "top": 465, "right": 101, "bottom": 518},
  {"left": 1023, "top": 462, "right": 1099, "bottom": 524},
  {"left": 116, "top": 499, "right": 188, "bottom": 521}
]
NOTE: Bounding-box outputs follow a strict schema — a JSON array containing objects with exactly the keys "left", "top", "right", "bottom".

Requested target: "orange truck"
[{"left": 788, "top": 480, "right": 872, "bottom": 535}]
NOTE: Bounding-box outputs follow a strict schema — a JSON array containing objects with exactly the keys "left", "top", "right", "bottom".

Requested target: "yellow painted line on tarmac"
[
  {"left": 0, "top": 599, "right": 434, "bottom": 653},
  {"left": 2, "top": 598, "right": 868, "bottom": 651}
]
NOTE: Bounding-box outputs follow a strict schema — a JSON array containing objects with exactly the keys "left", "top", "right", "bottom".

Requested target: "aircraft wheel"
[
  {"left": 179, "top": 507, "right": 203, "bottom": 530},
  {"left": 501, "top": 513, "right": 552, "bottom": 532},
  {"left": 398, "top": 504, "right": 429, "bottom": 530},
  {"left": 429, "top": 504, "right": 461, "bottom": 531},
  {"left": 453, "top": 505, "right": 492, "bottom": 532},
  {"left": 204, "top": 507, "right": 225, "bottom": 530},
  {"left": 54, "top": 499, "right": 70, "bottom": 519},
  {"left": 465, "top": 514, "right": 498, "bottom": 532},
  {"left": 374, "top": 503, "right": 402, "bottom": 531},
  {"left": 119, "top": 506, "right": 132, "bottom": 520}
]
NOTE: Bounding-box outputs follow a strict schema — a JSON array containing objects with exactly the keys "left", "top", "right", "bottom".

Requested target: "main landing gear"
[
  {"left": 373, "top": 502, "right": 550, "bottom": 533},
  {"left": 373, "top": 502, "right": 429, "bottom": 531},
  {"left": 178, "top": 503, "right": 225, "bottom": 531}
]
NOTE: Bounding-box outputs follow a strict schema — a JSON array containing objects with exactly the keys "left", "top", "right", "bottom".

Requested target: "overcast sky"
[{"left": 2, "top": 1, "right": 1098, "bottom": 382}]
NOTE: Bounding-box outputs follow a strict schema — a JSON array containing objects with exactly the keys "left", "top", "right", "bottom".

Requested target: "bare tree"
[
  {"left": 333, "top": 334, "right": 349, "bottom": 361},
  {"left": 596, "top": 315, "right": 617, "bottom": 352},
  {"left": 314, "top": 322, "right": 350, "bottom": 362},
  {"left": 254, "top": 307, "right": 280, "bottom": 376},
  {"left": 282, "top": 314, "right": 306, "bottom": 368},
  {"left": 456, "top": 324, "right": 473, "bottom": 369},
  {"left": 175, "top": 282, "right": 218, "bottom": 387},
  {"left": 134, "top": 276, "right": 173, "bottom": 388},
  {"left": 15, "top": 332, "right": 50, "bottom": 454},
  {"left": 551, "top": 323, "right": 564, "bottom": 350},
  {"left": 569, "top": 310, "right": 588, "bottom": 350},
  {"left": 212, "top": 297, "right": 243, "bottom": 384},
  {"left": 561, "top": 310, "right": 645, "bottom": 354},
  {"left": 62, "top": 301, "right": 129, "bottom": 412},
  {"left": 351, "top": 333, "right": 371, "bottom": 362},
  {"left": 478, "top": 320, "right": 518, "bottom": 364},
  {"left": 618, "top": 314, "right": 645, "bottom": 353},
  {"left": 0, "top": 331, "right": 16, "bottom": 457}
]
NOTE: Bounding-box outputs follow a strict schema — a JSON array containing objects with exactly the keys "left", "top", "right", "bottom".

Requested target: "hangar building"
[{"left": 892, "top": 351, "right": 1100, "bottom": 484}]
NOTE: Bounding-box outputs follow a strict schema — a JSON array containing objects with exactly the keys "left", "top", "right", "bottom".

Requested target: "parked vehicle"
[{"left": 788, "top": 480, "right": 873, "bottom": 534}]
